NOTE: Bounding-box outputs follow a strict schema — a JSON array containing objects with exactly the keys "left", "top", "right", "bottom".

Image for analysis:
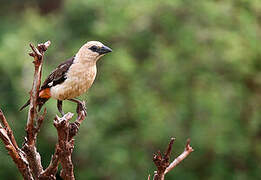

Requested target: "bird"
[{"left": 20, "top": 41, "right": 112, "bottom": 115}]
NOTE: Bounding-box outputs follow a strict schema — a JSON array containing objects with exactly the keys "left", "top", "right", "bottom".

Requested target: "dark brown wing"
[
  {"left": 20, "top": 56, "right": 75, "bottom": 111},
  {"left": 40, "top": 56, "right": 75, "bottom": 90}
]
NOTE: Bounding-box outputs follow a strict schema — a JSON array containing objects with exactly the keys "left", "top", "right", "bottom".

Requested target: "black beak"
[{"left": 98, "top": 45, "right": 112, "bottom": 55}]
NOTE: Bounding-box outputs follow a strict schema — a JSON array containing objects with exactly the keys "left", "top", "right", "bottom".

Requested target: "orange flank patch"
[{"left": 39, "top": 88, "right": 51, "bottom": 98}]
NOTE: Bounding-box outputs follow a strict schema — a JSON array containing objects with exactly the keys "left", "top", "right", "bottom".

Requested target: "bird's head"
[{"left": 76, "top": 41, "right": 112, "bottom": 63}]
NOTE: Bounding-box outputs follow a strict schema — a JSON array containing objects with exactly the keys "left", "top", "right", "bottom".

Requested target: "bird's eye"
[{"left": 89, "top": 45, "right": 98, "bottom": 52}]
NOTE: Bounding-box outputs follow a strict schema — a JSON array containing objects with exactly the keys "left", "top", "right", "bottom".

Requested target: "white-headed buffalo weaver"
[{"left": 20, "top": 41, "right": 112, "bottom": 115}]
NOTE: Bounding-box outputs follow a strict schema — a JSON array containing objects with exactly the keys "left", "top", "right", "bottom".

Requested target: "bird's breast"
[{"left": 50, "top": 62, "right": 97, "bottom": 100}]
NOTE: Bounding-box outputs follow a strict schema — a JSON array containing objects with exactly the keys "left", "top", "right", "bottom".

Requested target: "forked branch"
[
  {"left": 149, "top": 138, "right": 194, "bottom": 180},
  {"left": 22, "top": 41, "right": 51, "bottom": 179}
]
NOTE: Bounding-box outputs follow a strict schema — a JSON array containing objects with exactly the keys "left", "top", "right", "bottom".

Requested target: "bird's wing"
[{"left": 40, "top": 56, "right": 75, "bottom": 90}]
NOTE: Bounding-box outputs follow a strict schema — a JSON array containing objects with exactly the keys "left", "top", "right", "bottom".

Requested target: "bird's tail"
[
  {"left": 19, "top": 98, "right": 49, "bottom": 111},
  {"left": 19, "top": 99, "right": 30, "bottom": 111}
]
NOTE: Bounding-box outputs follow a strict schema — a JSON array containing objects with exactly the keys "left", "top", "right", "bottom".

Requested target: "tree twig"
[
  {"left": 164, "top": 139, "right": 193, "bottom": 174},
  {"left": 0, "top": 109, "right": 19, "bottom": 150},
  {"left": 150, "top": 138, "right": 194, "bottom": 180}
]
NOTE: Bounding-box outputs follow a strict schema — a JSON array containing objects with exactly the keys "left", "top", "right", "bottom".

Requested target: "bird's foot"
[
  {"left": 76, "top": 100, "right": 87, "bottom": 116},
  {"left": 68, "top": 98, "right": 87, "bottom": 117}
]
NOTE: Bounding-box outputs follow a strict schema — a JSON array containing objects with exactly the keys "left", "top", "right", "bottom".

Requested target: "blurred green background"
[{"left": 1, "top": 0, "right": 261, "bottom": 179}]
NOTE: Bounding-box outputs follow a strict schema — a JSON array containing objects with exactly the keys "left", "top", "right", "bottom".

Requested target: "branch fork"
[{"left": 149, "top": 138, "right": 194, "bottom": 180}]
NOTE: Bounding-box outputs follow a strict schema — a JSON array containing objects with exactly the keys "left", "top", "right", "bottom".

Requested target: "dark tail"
[
  {"left": 19, "top": 99, "right": 30, "bottom": 111},
  {"left": 19, "top": 98, "right": 49, "bottom": 111}
]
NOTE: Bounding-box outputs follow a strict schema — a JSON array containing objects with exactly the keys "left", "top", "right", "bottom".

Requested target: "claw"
[
  {"left": 68, "top": 99, "right": 87, "bottom": 117},
  {"left": 76, "top": 101, "right": 87, "bottom": 117}
]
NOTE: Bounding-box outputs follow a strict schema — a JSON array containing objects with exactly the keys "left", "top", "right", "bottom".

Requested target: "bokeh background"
[{"left": 1, "top": 0, "right": 261, "bottom": 179}]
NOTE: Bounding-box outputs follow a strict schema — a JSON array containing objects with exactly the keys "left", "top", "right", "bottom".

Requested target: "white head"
[{"left": 75, "top": 41, "right": 112, "bottom": 63}]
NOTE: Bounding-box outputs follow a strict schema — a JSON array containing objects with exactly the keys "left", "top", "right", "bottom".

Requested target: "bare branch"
[
  {"left": 52, "top": 110, "right": 86, "bottom": 180},
  {"left": 0, "top": 110, "right": 34, "bottom": 180},
  {"left": 0, "top": 41, "right": 51, "bottom": 179},
  {"left": 164, "top": 138, "right": 175, "bottom": 160},
  {"left": 26, "top": 41, "right": 51, "bottom": 146},
  {"left": 54, "top": 113, "right": 75, "bottom": 180},
  {"left": 151, "top": 138, "right": 193, "bottom": 180},
  {"left": 0, "top": 109, "right": 19, "bottom": 150},
  {"left": 164, "top": 139, "right": 194, "bottom": 174},
  {"left": 29, "top": 43, "right": 42, "bottom": 60},
  {"left": 22, "top": 41, "right": 51, "bottom": 179}
]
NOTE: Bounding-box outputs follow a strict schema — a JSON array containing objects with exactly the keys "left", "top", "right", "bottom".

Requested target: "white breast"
[{"left": 50, "top": 62, "right": 97, "bottom": 100}]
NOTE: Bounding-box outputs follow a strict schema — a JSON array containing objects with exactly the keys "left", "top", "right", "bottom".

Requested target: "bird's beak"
[{"left": 98, "top": 45, "right": 112, "bottom": 55}]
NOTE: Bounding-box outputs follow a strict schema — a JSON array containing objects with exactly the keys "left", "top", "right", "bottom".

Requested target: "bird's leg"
[
  {"left": 57, "top": 100, "right": 65, "bottom": 116},
  {"left": 68, "top": 98, "right": 87, "bottom": 116}
]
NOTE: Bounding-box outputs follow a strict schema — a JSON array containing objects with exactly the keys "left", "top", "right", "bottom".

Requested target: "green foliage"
[{"left": 0, "top": 0, "right": 261, "bottom": 179}]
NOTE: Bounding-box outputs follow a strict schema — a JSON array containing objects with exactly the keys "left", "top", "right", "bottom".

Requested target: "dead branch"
[
  {"left": 164, "top": 139, "right": 194, "bottom": 174},
  {"left": 26, "top": 41, "right": 51, "bottom": 146},
  {"left": 51, "top": 110, "right": 86, "bottom": 180},
  {"left": 149, "top": 138, "right": 194, "bottom": 180},
  {"left": 22, "top": 41, "right": 51, "bottom": 179},
  {"left": 0, "top": 109, "right": 19, "bottom": 150},
  {"left": 0, "top": 109, "right": 33, "bottom": 180},
  {"left": 54, "top": 113, "right": 75, "bottom": 180}
]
